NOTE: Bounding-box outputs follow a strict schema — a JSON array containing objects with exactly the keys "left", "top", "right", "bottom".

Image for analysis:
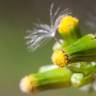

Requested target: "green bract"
[
  {"left": 67, "top": 34, "right": 96, "bottom": 54},
  {"left": 63, "top": 34, "right": 96, "bottom": 63}
]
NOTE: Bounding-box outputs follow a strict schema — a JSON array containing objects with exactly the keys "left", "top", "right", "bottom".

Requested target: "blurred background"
[{"left": 0, "top": 0, "right": 96, "bottom": 96}]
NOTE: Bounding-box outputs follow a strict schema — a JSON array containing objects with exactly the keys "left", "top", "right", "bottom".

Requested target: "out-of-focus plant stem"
[{"left": 69, "top": 62, "right": 96, "bottom": 75}]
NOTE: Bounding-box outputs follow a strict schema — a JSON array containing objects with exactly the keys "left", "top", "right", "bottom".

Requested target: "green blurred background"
[{"left": 0, "top": 0, "right": 96, "bottom": 96}]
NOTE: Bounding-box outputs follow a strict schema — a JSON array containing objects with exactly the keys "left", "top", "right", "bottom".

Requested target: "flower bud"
[
  {"left": 57, "top": 15, "right": 80, "bottom": 45},
  {"left": 71, "top": 73, "right": 84, "bottom": 87}
]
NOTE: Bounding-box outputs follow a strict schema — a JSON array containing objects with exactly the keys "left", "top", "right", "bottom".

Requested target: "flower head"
[
  {"left": 58, "top": 15, "right": 79, "bottom": 34},
  {"left": 19, "top": 75, "right": 37, "bottom": 93},
  {"left": 51, "top": 49, "right": 69, "bottom": 67}
]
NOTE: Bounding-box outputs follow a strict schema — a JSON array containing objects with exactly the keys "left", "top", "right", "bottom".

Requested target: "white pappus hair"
[{"left": 25, "top": 3, "right": 72, "bottom": 51}]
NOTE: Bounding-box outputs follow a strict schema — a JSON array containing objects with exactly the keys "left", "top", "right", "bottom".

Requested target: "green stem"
[
  {"left": 80, "top": 75, "right": 93, "bottom": 87},
  {"left": 62, "top": 27, "right": 81, "bottom": 47}
]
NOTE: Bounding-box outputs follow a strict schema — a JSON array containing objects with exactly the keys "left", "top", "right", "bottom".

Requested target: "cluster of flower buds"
[{"left": 20, "top": 4, "right": 96, "bottom": 94}]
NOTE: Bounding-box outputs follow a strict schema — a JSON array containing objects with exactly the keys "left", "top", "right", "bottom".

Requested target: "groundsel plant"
[{"left": 20, "top": 3, "right": 96, "bottom": 95}]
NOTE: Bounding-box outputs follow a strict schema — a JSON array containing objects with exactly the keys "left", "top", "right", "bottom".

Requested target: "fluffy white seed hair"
[{"left": 25, "top": 3, "right": 71, "bottom": 51}]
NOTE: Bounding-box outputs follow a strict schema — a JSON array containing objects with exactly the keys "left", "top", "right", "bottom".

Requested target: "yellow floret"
[
  {"left": 19, "top": 74, "right": 37, "bottom": 93},
  {"left": 51, "top": 49, "right": 69, "bottom": 67},
  {"left": 58, "top": 15, "right": 79, "bottom": 34}
]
